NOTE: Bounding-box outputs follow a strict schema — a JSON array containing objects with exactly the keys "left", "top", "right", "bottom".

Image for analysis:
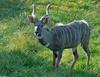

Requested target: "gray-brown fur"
[
  {"left": 38, "top": 20, "right": 90, "bottom": 69},
  {"left": 48, "top": 20, "right": 90, "bottom": 51}
]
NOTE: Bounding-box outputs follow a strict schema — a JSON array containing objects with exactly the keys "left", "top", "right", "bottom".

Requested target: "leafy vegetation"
[{"left": 0, "top": 0, "right": 100, "bottom": 77}]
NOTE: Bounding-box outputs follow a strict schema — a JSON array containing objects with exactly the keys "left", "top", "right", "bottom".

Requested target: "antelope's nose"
[
  {"left": 35, "top": 31, "right": 38, "bottom": 35},
  {"left": 35, "top": 31, "right": 41, "bottom": 36}
]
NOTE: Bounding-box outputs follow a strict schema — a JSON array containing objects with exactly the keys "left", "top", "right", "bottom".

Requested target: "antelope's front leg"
[
  {"left": 71, "top": 48, "right": 78, "bottom": 69},
  {"left": 53, "top": 52, "right": 57, "bottom": 70},
  {"left": 55, "top": 52, "right": 63, "bottom": 69}
]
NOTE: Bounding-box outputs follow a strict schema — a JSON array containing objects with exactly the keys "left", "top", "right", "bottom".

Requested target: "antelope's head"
[{"left": 28, "top": 4, "right": 51, "bottom": 38}]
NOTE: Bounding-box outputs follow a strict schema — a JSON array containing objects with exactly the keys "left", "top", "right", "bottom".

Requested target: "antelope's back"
[{"left": 50, "top": 20, "right": 90, "bottom": 50}]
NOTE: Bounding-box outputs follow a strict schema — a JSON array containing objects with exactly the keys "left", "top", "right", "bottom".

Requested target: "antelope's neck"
[{"left": 38, "top": 28, "right": 52, "bottom": 48}]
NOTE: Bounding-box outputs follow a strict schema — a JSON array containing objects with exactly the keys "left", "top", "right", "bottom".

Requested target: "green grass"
[{"left": 0, "top": 0, "right": 100, "bottom": 77}]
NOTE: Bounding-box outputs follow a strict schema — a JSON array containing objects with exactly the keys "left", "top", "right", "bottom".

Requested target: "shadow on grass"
[
  {"left": 0, "top": 50, "right": 52, "bottom": 77},
  {"left": 64, "top": 69, "right": 98, "bottom": 77},
  {"left": 0, "top": 50, "right": 99, "bottom": 77}
]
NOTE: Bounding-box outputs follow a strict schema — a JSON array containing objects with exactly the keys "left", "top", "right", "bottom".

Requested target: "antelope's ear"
[
  {"left": 40, "top": 15, "right": 50, "bottom": 25},
  {"left": 27, "top": 16, "right": 38, "bottom": 23}
]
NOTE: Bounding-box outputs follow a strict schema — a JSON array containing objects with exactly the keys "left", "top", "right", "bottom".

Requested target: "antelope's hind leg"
[
  {"left": 82, "top": 45, "right": 90, "bottom": 66},
  {"left": 81, "top": 36, "right": 90, "bottom": 66}
]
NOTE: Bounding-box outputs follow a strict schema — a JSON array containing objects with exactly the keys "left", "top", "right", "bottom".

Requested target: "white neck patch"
[{"left": 45, "top": 43, "right": 50, "bottom": 47}]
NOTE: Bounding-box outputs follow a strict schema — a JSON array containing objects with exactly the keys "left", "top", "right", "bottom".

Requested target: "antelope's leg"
[
  {"left": 55, "top": 51, "right": 63, "bottom": 69},
  {"left": 71, "top": 48, "right": 78, "bottom": 69},
  {"left": 82, "top": 45, "right": 90, "bottom": 65},
  {"left": 53, "top": 52, "right": 57, "bottom": 69}
]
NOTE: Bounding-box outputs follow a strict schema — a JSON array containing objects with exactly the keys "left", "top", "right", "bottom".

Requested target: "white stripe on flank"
[{"left": 69, "top": 27, "right": 72, "bottom": 46}]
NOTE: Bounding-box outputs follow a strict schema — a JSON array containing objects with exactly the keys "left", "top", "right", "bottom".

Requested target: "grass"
[{"left": 0, "top": 0, "right": 100, "bottom": 77}]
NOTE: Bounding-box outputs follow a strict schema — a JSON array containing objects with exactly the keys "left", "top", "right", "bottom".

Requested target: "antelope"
[{"left": 28, "top": 4, "right": 91, "bottom": 70}]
